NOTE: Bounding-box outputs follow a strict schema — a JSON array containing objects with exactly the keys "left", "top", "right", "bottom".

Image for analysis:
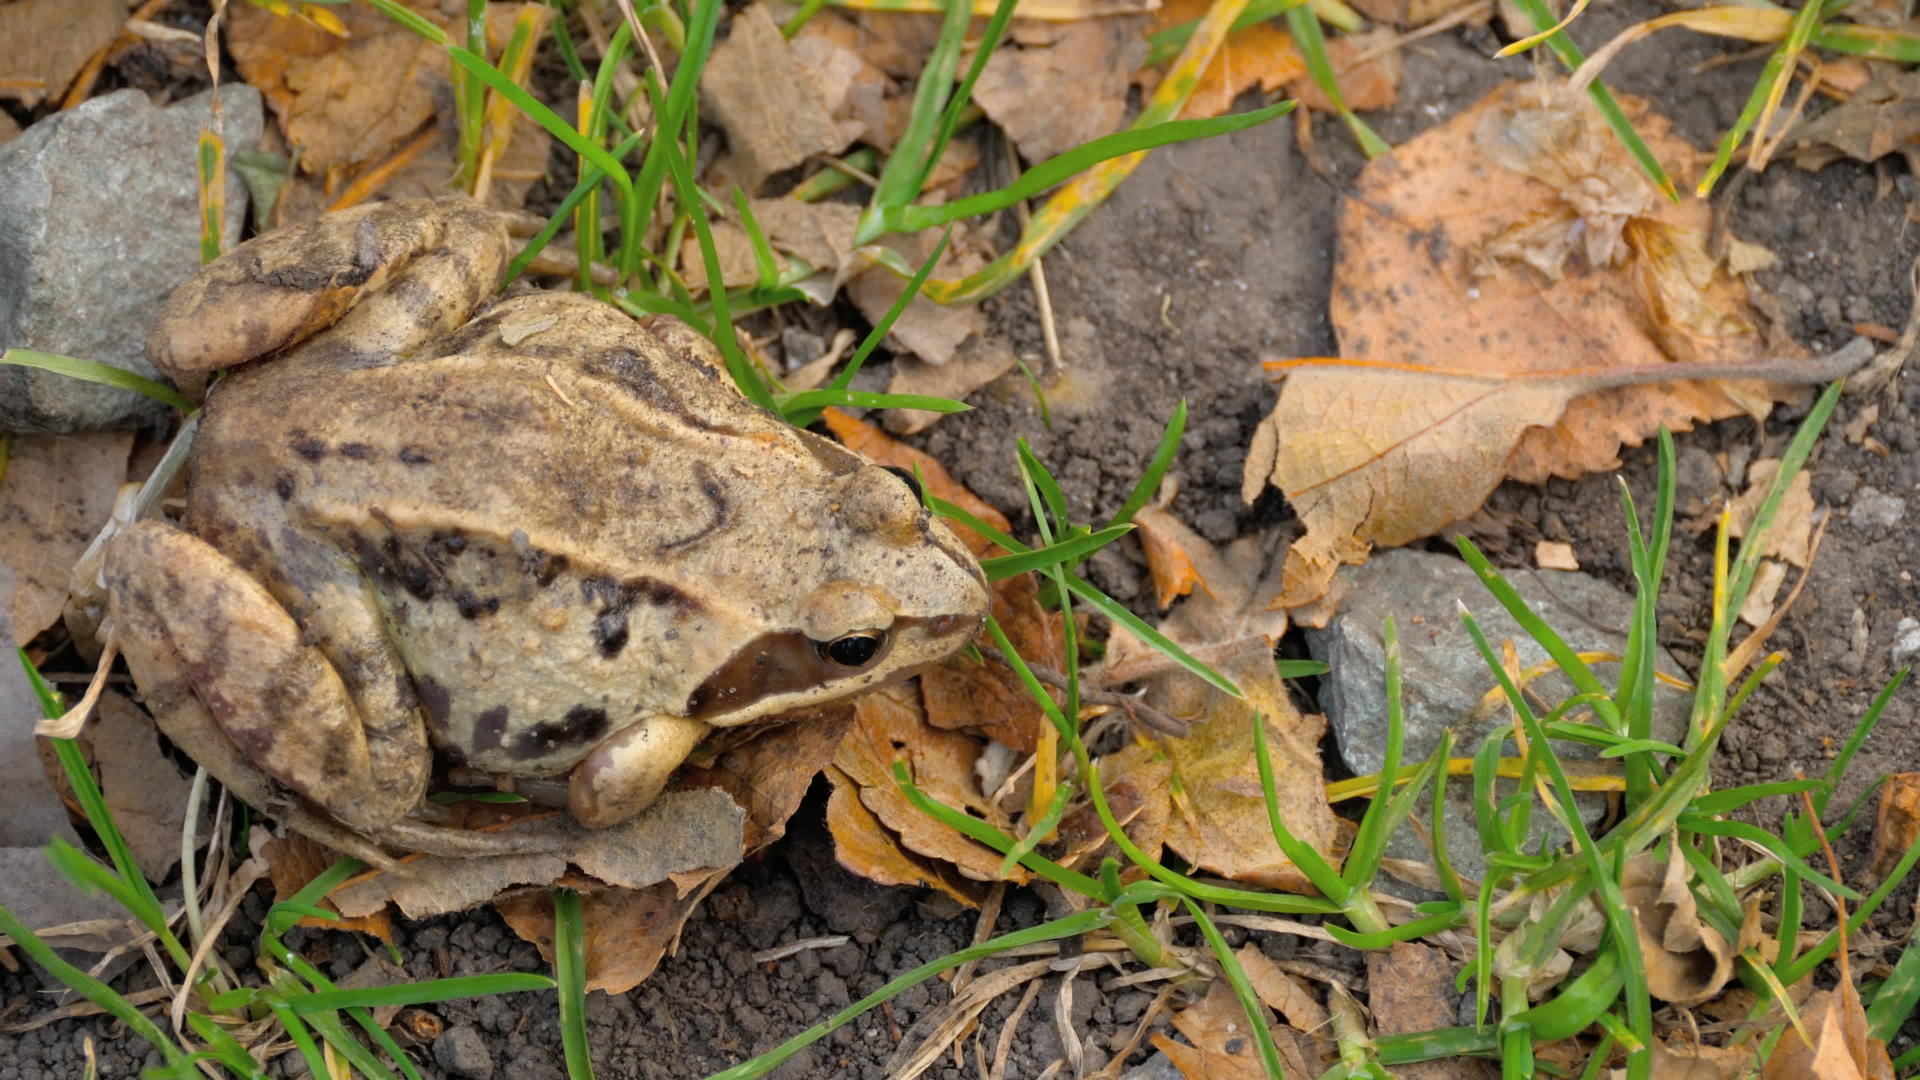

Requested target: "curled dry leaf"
[
  {"left": 1868, "top": 771, "right": 1919, "bottom": 884},
  {"left": 1244, "top": 81, "right": 1839, "bottom": 611},
  {"left": 0, "top": 431, "right": 132, "bottom": 647},
  {"left": 496, "top": 870, "right": 727, "bottom": 994},
  {"left": 1620, "top": 850, "right": 1734, "bottom": 1008},
  {"left": 824, "top": 764, "right": 982, "bottom": 906},
  {"left": 832, "top": 684, "right": 1020, "bottom": 886},
  {"left": 703, "top": 3, "right": 859, "bottom": 194},
  {"left": 973, "top": 18, "right": 1147, "bottom": 163},
  {"left": 1761, "top": 984, "right": 1895, "bottom": 1080},
  {"left": 1728, "top": 459, "right": 1815, "bottom": 567},
  {"left": 228, "top": 0, "right": 447, "bottom": 178}
]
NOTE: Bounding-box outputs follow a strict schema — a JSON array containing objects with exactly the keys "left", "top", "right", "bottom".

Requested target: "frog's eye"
[
  {"left": 819, "top": 630, "right": 887, "bottom": 668},
  {"left": 882, "top": 466, "right": 924, "bottom": 502}
]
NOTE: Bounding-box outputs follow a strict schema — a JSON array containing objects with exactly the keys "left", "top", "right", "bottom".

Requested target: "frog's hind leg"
[{"left": 106, "top": 520, "right": 431, "bottom": 841}]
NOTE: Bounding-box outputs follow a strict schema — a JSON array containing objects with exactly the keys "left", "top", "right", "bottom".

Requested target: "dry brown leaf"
[
  {"left": 1152, "top": 0, "right": 1304, "bottom": 119},
  {"left": 0, "top": 431, "right": 131, "bottom": 647},
  {"left": 833, "top": 685, "right": 1019, "bottom": 884},
  {"left": 702, "top": 3, "right": 857, "bottom": 194},
  {"left": 1157, "top": 973, "right": 1314, "bottom": 1080},
  {"left": 824, "top": 764, "right": 983, "bottom": 906},
  {"left": 1135, "top": 505, "right": 1213, "bottom": 611},
  {"left": 228, "top": 0, "right": 448, "bottom": 178},
  {"left": 1869, "top": 772, "right": 1919, "bottom": 883},
  {"left": 791, "top": 13, "right": 902, "bottom": 150},
  {"left": 1630, "top": 1038, "right": 1757, "bottom": 1080},
  {"left": 1239, "top": 944, "right": 1335, "bottom": 1069},
  {"left": 847, "top": 238, "right": 988, "bottom": 368},
  {"left": 922, "top": 572, "right": 1059, "bottom": 753},
  {"left": 496, "top": 872, "right": 724, "bottom": 994},
  {"left": 881, "top": 339, "right": 1018, "bottom": 436},
  {"left": 1348, "top": 0, "right": 1484, "bottom": 26},
  {"left": 820, "top": 408, "right": 1011, "bottom": 555},
  {"left": 1100, "top": 526, "right": 1289, "bottom": 690},
  {"left": 1365, "top": 942, "right": 1496, "bottom": 1080},
  {"left": 91, "top": 692, "right": 194, "bottom": 883},
  {"left": 1150, "top": 649, "right": 1341, "bottom": 891},
  {"left": 1785, "top": 65, "right": 1920, "bottom": 175},
  {"left": 1621, "top": 851, "right": 1734, "bottom": 1008},
  {"left": 1728, "top": 459, "right": 1815, "bottom": 567},
  {"left": 0, "top": 0, "right": 122, "bottom": 108},
  {"left": 973, "top": 18, "right": 1147, "bottom": 163},
  {"left": 1761, "top": 984, "right": 1895, "bottom": 1080},
  {"left": 679, "top": 705, "right": 855, "bottom": 854},
  {"left": 1057, "top": 737, "right": 1171, "bottom": 870},
  {"left": 1245, "top": 81, "right": 1829, "bottom": 611}
]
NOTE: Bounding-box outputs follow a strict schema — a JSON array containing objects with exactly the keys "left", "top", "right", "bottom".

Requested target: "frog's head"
[{"left": 684, "top": 460, "right": 988, "bottom": 726}]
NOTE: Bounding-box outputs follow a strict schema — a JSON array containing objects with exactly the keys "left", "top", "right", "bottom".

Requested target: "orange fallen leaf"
[
  {"left": 1244, "top": 81, "right": 1848, "bottom": 611},
  {"left": 1156, "top": 970, "right": 1319, "bottom": 1080},
  {"left": 823, "top": 764, "right": 983, "bottom": 907},
  {"left": 679, "top": 704, "right": 855, "bottom": 853},
  {"left": 262, "top": 832, "right": 394, "bottom": 944},
  {"left": 832, "top": 685, "right": 1021, "bottom": 886},
  {"left": 1149, "top": 0, "right": 1398, "bottom": 119},
  {"left": 1869, "top": 772, "right": 1919, "bottom": 883},
  {"left": 1135, "top": 505, "right": 1212, "bottom": 611},
  {"left": 973, "top": 18, "right": 1147, "bottom": 163}
]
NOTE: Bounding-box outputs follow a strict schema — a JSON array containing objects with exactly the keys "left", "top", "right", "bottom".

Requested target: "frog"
[{"left": 105, "top": 196, "right": 990, "bottom": 860}]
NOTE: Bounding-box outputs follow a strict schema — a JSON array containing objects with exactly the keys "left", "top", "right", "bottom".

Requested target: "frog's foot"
[
  {"left": 106, "top": 520, "right": 430, "bottom": 838},
  {"left": 567, "top": 714, "right": 711, "bottom": 829},
  {"left": 148, "top": 195, "right": 511, "bottom": 390}
]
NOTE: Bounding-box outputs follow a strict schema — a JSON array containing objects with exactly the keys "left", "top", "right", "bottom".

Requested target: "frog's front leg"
[
  {"left": 106, "top": 521, "right": 433, "bottom": 836},
  {"left": 567, "top": 715, "right": 712, "bottom": 828}
]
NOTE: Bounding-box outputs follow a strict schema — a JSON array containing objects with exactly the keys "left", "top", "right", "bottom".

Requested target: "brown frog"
[{"left": 106, "top": 197, "right": 989, "bottom": 858}]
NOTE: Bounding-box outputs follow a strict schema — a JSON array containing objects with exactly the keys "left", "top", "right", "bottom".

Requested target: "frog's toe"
[
  {"left": 567, "top": 715, "right": 711, "bottom": 828},
  {"left": 106, "top": 520, "right": 428, "bottom": 836}
]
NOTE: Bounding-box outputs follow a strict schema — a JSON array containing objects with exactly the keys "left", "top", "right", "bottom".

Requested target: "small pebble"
[
  {"left": 1891, "top": 617, "right": 1920, "bottom": 668},
  {"left": 433, "top": 1025, "right": 493, "bottom": 1080},
  {"left": 1849, "top": 486, "right": 1906, "bottom": 531}
]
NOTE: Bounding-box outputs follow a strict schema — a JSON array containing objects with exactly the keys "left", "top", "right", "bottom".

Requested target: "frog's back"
[{"left": 179, "top": 293, "right": 876, "bottom": 774}]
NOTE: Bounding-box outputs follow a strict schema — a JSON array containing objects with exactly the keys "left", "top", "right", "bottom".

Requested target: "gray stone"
[
  {"left": 1891, "top": 617, "right": 1920, "bottom": 668},
  {"left": 433, "top": 1025, "right": 494, "bottom": 1080},
  {"left": 0, "top": 86, "right": 260, "bottom": 433},
  {"left": 1117, "top": 1051, "right": 1185, "bottom": 1080},
  {"left": 1672, "top": 446, "right": 1722, "bottom": 503},
  {"left": 1307, "top": 549, "right": 1691, "bottom": 887},
  {"left": 1849, "top": 486, "right": 1907, "bottom": 532}
]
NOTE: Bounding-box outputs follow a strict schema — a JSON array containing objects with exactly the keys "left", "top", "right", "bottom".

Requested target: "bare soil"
[{"left": 4, "top": 1, "right": 1917, "bottom": 1076}]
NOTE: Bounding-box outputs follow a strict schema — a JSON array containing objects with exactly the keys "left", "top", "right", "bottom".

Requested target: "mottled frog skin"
[{"left": 106, "top": 197, "right": 989, "bottom": 858}]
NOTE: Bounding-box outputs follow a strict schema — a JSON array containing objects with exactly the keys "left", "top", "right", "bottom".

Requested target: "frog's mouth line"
[{"left": 684, "top": 612, "right": 980, "bottom": 724}]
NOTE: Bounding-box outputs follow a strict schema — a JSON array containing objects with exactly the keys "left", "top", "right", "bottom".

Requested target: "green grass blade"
[
  {"left": 864, "top": 0, "right": 973, "bottom": 219},
  {"left": 1816, "top": 666, "right": 1908, "bottom": 817},
  {"left": 708, "top": 908, "right": 1113, "bottom": 1080},
  {"left": 774, "top": 389, "right": 969, "bottom": 418},
  {"left": 1106, "top": 400, "right": 1186, "bottom": 531},
  {"left": 877, "top": 104, "right": 1293, "bottom": 236},
  {"left": 1285, "top": 4, "right": 1388, "bottom": 156},
  {"left": 979, "top": 526, "right": 1132, "bottom": 580},
  {"left": 1183, "top": 897, "right": 1286, "bottom": 1078},
  {"left": 909, "top": 0, "right": 1020, "bottom": 201},
  {"left": 554, "top": 888, "right": 595, "bottom": 1080},
  {"left": 732, "top": 189, "right": 782, "bottom": 289},
  {"left": 503, "top": 130, "right": 647, "bottom": 286},
  {"left": 289, "top": 974, "right": 557, "bottom": 1014},
  {"left": 1455, "top": 537, "right": 1625, "bottom": 732},
  {"left": 1344, "top": 617, "right": 1406, "bottom": 888},
  {"left": 2, "top": 349, "right": 193, "bottom": 413},
  {"left": 1253, "top": 709, "right": 1349, "bottom": 902},
  {"left": 0, "top": 903, "right": 195, "bottom": 1069},
  {"left": 1696, "top": 0, "right": 1828, "bottom": 196}
]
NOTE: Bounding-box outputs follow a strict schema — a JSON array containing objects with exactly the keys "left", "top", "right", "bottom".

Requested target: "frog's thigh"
[
  {"left": 106, "top": 521, "right": 421, "bottom": 834},
  {"left": 567, "top": 715, "right": 711, "bottom": 828}
]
